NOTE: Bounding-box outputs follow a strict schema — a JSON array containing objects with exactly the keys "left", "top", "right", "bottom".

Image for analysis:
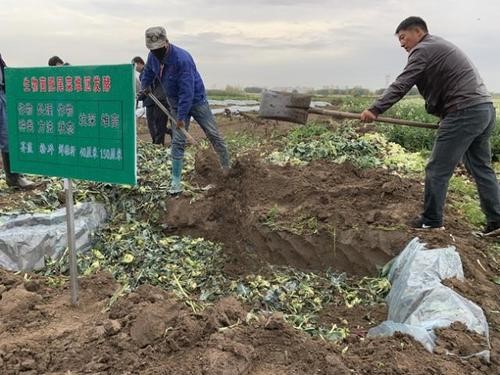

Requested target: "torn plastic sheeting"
[
  {"left": 386, "top": 238, "right": 464, "bottom": 323},
  {"left": 0, "top": 202, "right": 108, "bottom": 272},
  {"left": 368, "top": 237, "right": 490, "bottom": 360},
  {"left": 210, "top": 101, "right": 331, "bottom": 115},
  {"left": 404, "top": 283, "right": 488, "bottom": 335},
  {"left": 208, "top": 99, "right": 260, "bottom": 106}
]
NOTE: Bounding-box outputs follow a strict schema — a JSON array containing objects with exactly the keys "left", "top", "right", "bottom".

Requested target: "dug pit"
[{"left": 164, "top": 149, "right": 423, "bottom": 277}]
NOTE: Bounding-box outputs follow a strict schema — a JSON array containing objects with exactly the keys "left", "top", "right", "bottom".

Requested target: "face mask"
[{"left": 151, "top": 47, "right": 167, "bottom": 61}]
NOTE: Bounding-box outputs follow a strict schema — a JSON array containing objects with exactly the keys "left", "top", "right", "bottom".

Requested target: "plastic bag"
[
  {"left": 0, "top": 202, "right": 107, "bottom": 271},
  {"left": 368, "top": 237, "right": 490, "bottom": 361}
]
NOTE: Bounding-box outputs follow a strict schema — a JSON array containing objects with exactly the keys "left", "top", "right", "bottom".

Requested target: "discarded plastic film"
[
  {"left": 0, "top": 202, "right": 107, "bottom": 272},
  {"left": 368, "top": 237, "right": 490, "bottom": 361}
]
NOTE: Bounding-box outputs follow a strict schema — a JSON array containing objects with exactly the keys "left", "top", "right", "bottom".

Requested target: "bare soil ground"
[
  {"left": 0, "top": 270, "right": 494, "bottom": 375},
  {"left": 0, "top": 114, "right": 499, "bottom": 374}
]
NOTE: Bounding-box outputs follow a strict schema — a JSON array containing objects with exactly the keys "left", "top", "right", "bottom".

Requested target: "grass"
[
  {"left": 207, "top": 89, "right": 260, "bottom": 101},
  {"left": 448, "top": 175, "right": 485, "bottom": 228}
]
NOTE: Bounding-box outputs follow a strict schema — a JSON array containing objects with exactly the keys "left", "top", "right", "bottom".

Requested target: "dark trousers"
[
  {"left": 146, "top": 105, "right": 171, "bottom": 145},
  {"left": 423, "top": 102, "right": 500, "bottom": 226},
  {"left": 0, "top": 90, "right": 8, "bottom": 152}
]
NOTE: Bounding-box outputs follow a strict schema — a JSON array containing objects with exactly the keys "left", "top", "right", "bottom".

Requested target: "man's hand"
[
  {"left": 137, "top": 87, "right": 151, "bottom": 101},
  {"left": 176, "top": 120, "right": 185, "bottom": 129},
  {"left": 360, "top": 109, "right": 378, "bottom": 123}
]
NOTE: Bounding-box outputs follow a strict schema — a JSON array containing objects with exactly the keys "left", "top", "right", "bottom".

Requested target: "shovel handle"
[
  {"left": 308, "top": 107, "right": 439, "bottom": 130},
  {"left": 147, "top": 93, "right": 198, "bottom": 145}
]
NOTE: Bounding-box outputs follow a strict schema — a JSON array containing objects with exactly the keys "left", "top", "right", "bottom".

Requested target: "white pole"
[{"left": 64, "top": 178, "right": 78, "bottom": 305}]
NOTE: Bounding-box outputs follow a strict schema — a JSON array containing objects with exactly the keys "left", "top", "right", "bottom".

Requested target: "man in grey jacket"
[{"left": 360, "top": 16, "right": 500, "bottom": 235}]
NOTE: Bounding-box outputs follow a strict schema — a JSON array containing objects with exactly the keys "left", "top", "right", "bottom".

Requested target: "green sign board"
[{"left": 4, "top": 64, "right": 136, "bottom": 185}]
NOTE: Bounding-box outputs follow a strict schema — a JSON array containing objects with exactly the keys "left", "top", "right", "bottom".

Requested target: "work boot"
[
  {"left": 168, "top": 158, "right": 183, "bottom": 195},
  {"left": 1, "top": 152, "right": 35, "bottom": 189}
]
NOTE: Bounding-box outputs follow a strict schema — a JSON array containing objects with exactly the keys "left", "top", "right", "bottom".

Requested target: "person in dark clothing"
[
  {"left": 48, "top": 56, "right": 65, "bottom": 66},
  {"left": 133, "top": 56, "right": 172, "bottom": 145},
  {"left": 0, "top": 53, "right": 34, "bottom": 188},
  {"left": 361, "top": 16, "right": 500, "bottom": 235}
]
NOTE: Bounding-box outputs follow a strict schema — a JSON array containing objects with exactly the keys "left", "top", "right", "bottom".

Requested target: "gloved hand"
[{"left": 137, "top": 87, "right": 151, "bottom": 101}]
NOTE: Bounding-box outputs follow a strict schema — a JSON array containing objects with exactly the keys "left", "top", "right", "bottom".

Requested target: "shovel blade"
[{"left": 258, "top": 90, "right": 312, "bottom": 125}]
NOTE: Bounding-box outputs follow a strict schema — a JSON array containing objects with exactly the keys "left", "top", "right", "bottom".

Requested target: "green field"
[{"left": 208, "top": 89, "right": 500, "bottom": 158}]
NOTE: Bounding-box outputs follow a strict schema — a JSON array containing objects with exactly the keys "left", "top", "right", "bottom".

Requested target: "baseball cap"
[{"left": 145, "top": 26, "right": 167, "bottom": 50}]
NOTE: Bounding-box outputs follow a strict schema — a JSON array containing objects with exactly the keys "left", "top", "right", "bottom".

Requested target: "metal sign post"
[
  {"left": 4, "top": 64, "right": 137, "bottom": 185},
  {"left": 64, "top": 178, "right": 78, "bottom": 305},
  {"left": 5, "top": 64, "right": 137, "bottom": 305}
]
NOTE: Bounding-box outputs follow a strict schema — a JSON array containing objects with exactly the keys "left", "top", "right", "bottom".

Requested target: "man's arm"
[
  {"left": 361, "top": 49, "right": 427, "bottom": 122},
  {"left": 176, "top": 60, "right": 195, "bottom": 123}
]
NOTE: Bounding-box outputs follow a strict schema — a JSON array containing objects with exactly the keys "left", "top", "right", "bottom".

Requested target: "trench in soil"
[{"left": 164, "top": 149, "right": 422, "bottom": 276}]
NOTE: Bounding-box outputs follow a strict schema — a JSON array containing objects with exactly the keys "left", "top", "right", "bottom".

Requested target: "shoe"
[
  {"left": 409, "top": 216, "right": 445, "bottom": 230},
  {"left": 482, "top": 222, "right": 500, "bottom": 237},
  {"left": 13, "top": 175, "right": 36, "bottom": 189},
  {"left": 2, "top": 152, "right": 35, "bottom": 189},
  {"left": 168, "top": 158, "right": 183, "bottom": 195}
]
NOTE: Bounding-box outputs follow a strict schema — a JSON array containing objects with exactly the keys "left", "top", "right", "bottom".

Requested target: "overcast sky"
[{"left": 1, "top": 0, "right": 499, "bottom": 91}]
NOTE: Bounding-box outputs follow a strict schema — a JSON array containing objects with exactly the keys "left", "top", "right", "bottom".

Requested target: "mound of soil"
[
  {"left": 165, "top": 148, "right": 423, "bottom": 276},
  {"left": 0, "top": 269, "right": 494, "bottom": 375},
  {"left": 2, "top": 118, "right": 499, "bottom": 374}
]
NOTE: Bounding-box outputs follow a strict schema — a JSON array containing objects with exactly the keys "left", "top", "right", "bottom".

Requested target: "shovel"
[
  {"left": 258, "top": 90, "right": 438, "bottom": 130},
  {"left": 147, "top": 92, "right": 198, "bottom": 145}
]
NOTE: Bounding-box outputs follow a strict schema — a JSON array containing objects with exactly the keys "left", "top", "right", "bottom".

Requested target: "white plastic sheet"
[
  {"left": 0, "top": 202, "right": 107, "bottom": 272},
  {"left": 208, "top": 100, "right": 332, "bottom": 115},
  {"left": 368, "top": 237, "right": 490, "bottom": 361}
]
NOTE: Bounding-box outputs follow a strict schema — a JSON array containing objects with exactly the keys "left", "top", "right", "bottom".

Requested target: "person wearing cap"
[
  {"left": 0, "top": 53, "right": 34, "bottom": 188},
  {"left": 140, "top": 26, "right": 230, "bottom": 194}
]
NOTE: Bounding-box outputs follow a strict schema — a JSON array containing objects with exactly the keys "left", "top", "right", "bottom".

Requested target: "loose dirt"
[
  {"left": 1, "top": 115, "right": 499, "bottom": 374},
  {"left": 165, "top": 148, "right": 421, "bottom": 276},
  {"left": 0, "top": 269, "right": 494, "bottom": 375}
]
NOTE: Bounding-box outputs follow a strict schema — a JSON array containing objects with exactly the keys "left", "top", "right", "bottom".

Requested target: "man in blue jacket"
[
  {"left": 0, "top": 53, "right": 34, "bottom": 188},
  {"left": 140, "top": 26, "right": 230, "bottom": 194}
]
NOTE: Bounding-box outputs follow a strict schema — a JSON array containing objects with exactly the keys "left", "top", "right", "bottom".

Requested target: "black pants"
[
  {"left": 423, "top": 102, "right": 500, "bottom": 226},
  {"left": 146, "top": 105, "right": 171, "bottom": 145}
]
